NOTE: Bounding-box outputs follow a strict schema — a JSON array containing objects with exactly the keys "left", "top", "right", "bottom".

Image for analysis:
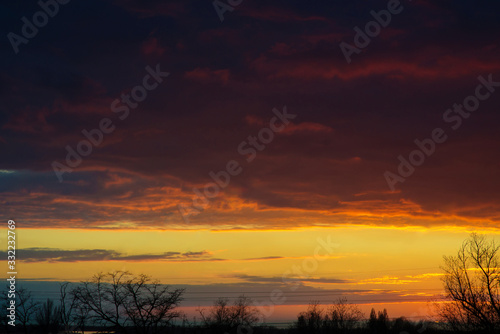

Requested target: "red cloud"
[
  {"left": 281, "top": 122, "right": 334, "bottom": 135},
  {"left": 184, "top": 68, "right": 230, "bottom": 84},
  {"left": 141, "top": 37, "right": 165, "bottom": 57}
]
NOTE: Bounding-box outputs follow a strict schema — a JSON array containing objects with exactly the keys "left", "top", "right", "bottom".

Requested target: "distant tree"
[
  {"left": 122, "top": 273, "right": 184, "bottom": 333},
  {"left": 368, "top": 308, "right": 377, "bottom": 331},
  {"left": 59, "top": 283, "right": 74, "bottom": 333},
  {"left": 59, "top": 282, "right": 88, "bottom": 334},
  {"left": 0, "top": 287, "right": 39, "bottom": 334},
  {"left": 17, "top": 288, "right": 40, "bottom": 334},
  {"left": 377, "top": 308, "right": 389, "bottom": 330},
  {"left": 198, "top": 296, "right": 260, "bottom": 333},
  {"left": 435, "top": 299, "right": 470, "bottom": 332},
  {"left": 296, "top": 302, "right": 324, "bottom": 334},
  {"left": 35, "top": 299, "right": 61, "bottom": 334},
  {"left": 72, "top": 304, "right": 91, "bottom": 334},
  {"left": 72, "top": 271, "right": 184, "bottom": 334},
  {"left": 438, "top": 233, "right": 500, "bottom": 332},
  {"left": 391, "top": 316, "right": 414, "bottom": 333},
  {"left": 368, "top": 308, "right": 389, "bottom": 333},
  {"left": 324, "top": 298, "right": 364, "bottom": 333}
]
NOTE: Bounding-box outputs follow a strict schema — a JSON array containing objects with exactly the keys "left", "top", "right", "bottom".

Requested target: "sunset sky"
[{"left": 2, "top": 0, "right": 500, "bottom": 323}]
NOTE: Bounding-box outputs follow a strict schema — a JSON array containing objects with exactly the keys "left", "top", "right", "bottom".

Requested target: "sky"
[{"left": 1, "top": 0, "right": 500, "bottom": 323}]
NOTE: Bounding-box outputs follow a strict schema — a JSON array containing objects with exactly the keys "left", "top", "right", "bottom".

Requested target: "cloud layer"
[
  {"left": 1, "top": 248, "right": 219, "bottom": 262},
  {"left": 2, "top": 0, "right": 500, "bottom": 230}
]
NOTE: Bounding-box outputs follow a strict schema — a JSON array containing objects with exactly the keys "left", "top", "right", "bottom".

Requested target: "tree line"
[
  {"left": 1, "top": 272, "right": 185, "bottom": 334},
  {"left": 1, "top": 233, "right": 499, "bottom": 334}
]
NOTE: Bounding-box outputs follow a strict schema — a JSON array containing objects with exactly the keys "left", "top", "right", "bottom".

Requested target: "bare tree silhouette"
[
  {"left": 72, "top": 271, "right": 184, "bottom": 334},
  {"left": 35, "top": 299, "right": 61, "bottom": 334},
  {"left": 197, "top": 296, "right": 260, "bottom": 333},
  {"left": 16, "top": 288, "right": 40, "bottom": 334},
  {"left": 324, "top": 298, "right": 364, "bottom": 333},
  {"left": 438, "top": 233, "right": 500, "bottom": 333},
  {"left": 296, "top": 301, "right": 324, "bottom": 333},
  {"left": 296, "top": 300, "right": 363, "bottom": 334}
]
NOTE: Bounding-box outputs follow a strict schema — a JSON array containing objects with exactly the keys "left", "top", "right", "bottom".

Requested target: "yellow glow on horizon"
[{"left": 8, "top": 226, "right": 489, "bottom": 281}]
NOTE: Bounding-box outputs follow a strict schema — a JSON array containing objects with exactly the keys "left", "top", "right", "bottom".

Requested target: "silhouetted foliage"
[
  {"left": 72, "top": 271, "right": 184, "bottom": 334},
  {"left": 368, "top": 308, "right": 389, "bottom": 333},
  {"left": 57, "top": 283, "right": 78, "bottom": 334},
  {"left": 296, "top": 299, "right": 364, "bottom": 334},
  {"left": 437, "top": 233, "right": 500, "bottom": 333},
  {"left": 35, "top": 299, "right": 60, "bottom": 334},
  {"left": 296, "top": 302, "right": 323, "bottom": 334},
  {"left": 198, "top": 296, "right": 260, "bottom": 333},
  {"left": 15, "top": 288, "right": 40, "bottom": 334},
  {"left": 368, "top": 308, "right": 377, "bottom": 331},
  {"left": 1, "top": 270, "right": 492, "bottom": 334},
  {"left": 390, "top": 316, "right": 419, "bottom": 333},
  {"left": 324, "top": 298, "right": 364, "bottom": 333}
]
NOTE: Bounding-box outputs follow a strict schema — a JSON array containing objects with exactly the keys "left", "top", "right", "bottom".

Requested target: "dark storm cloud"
[{"left": 2, "top": 0, "right": 500, "bottom": 228}]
